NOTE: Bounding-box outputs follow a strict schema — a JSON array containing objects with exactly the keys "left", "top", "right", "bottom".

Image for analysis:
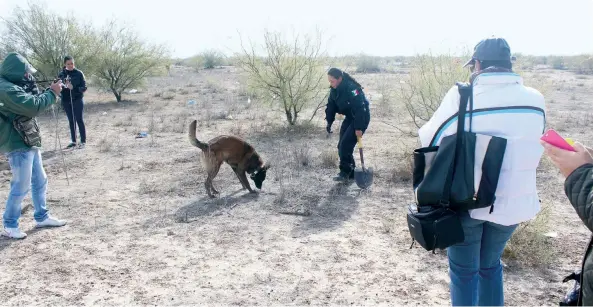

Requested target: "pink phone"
[{"left": 541, "top": 129, "right": 576, "bottom": 152}]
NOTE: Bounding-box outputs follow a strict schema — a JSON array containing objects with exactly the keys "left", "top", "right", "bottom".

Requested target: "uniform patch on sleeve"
[{"left": 351, "top": 89, "right": 359, "bottom": 97}]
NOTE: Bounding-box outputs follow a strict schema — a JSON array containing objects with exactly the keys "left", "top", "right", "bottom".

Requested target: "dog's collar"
[{"left": 249, "top": 165, "right": 262, "bottom": 175}]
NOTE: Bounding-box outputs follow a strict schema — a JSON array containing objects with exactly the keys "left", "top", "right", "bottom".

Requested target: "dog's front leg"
[
  {"left": 237, "top": 169, "right": 256, "bottom": 193},
  {"left": 231, "top": 166, "right": 248, "bottom": 190}
]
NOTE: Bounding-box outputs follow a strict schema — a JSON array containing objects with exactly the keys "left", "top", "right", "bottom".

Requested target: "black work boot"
[{"left": 333, "top": 170, "right": 354, "bottom": 182}]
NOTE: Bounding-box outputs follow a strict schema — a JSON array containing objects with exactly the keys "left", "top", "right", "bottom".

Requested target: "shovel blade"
[{"left": 354, "top": 166, "right": 374, "bottom": 189}]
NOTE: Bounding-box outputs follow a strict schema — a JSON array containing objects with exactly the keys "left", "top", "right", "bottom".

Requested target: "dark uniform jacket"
[{"left": 325, "top": 79, "right": 370, "bottom": 130}]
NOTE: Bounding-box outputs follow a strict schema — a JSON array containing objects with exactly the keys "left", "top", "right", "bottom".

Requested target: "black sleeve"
[
  {"left": 349, "top": 87, "right": 367, "bottom": 131},
  {"left": 324, "top": 90, "right": 337, "bottom": 126},
  {"left": 75, "top": 70, "right": 87, "bottom": 94},
  {"left": 57, "top": 70, "right": 66, "bottom": 81},
  {"left": 565, "top": 163, "right": 593, "bottom": 232}
]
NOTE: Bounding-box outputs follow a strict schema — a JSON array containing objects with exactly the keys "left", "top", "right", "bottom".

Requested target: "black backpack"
[{"left": 407, "top": 82, "right": 508, "bottom": 252}]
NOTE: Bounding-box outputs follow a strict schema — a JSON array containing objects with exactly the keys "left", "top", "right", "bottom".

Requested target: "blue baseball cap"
[{"left": 463, "top": 37, "right": 512, "bottom": 67}]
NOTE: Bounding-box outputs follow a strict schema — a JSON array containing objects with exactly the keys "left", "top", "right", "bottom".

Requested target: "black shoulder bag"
[
  {"left": 0, "top": 111, "right": 42, "bottom": 147},
  {"left": 407, "top": 82, "right": 509, "bottom": 252},
  {"left": 406, "top": 83, "right": 472, "bottom": 252}
]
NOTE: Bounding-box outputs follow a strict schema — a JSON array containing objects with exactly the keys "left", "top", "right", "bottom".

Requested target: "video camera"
[{"left": 19, "top": 72, "right": 68, "bottom": 95}]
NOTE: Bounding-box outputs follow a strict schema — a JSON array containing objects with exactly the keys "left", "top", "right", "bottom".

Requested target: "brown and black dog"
[{"left": 188, "top": 120, "right": 270, "bottom": 198}]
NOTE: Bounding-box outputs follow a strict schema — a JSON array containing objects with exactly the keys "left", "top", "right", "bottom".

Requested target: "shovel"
[{"left": 354, "top": 135, "right": 374, "bottom": 189}]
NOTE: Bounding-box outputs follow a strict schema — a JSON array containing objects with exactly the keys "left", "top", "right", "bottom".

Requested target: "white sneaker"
[
  {"left": 36, "top": 215, "right": 67, "bottom": 228},
  {"left": 2, "top": 227, "right": 27, "bottom": 239}
]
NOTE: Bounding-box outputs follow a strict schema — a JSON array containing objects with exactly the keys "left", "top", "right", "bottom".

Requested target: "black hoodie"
[{"left": 58, "top": 67, "right": 87, "bottom": 102}]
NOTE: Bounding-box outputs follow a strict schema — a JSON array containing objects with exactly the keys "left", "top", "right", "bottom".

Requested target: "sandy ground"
[{"left": 0, "top": 65, "right": 592, "bottom": 305}]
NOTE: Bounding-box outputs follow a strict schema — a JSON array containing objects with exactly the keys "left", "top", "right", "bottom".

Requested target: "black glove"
[{"left": 326, "top": 123, "right": 333, "bottom": 134}]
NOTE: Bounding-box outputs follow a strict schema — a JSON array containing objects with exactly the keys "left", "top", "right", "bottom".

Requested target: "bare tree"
[
  {"left": 394, "top": 52, "right": 470, "bottom": 136},
  {"left": 236, "top": 29, "right": 328, "bottom": 125},
  {"left": 0, "top": 2, "right": 100, "bottom": 79},
  {"left": 93, "top": 22, "right": 170, "bottom": 102}
]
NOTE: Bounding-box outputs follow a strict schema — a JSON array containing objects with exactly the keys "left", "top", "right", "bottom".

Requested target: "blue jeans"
[
  {"left": 447, "top": 212, "right": 518, "bottom": 306},
  {"left": 3, "top": 148, "right": 49, "bottom": 228}
]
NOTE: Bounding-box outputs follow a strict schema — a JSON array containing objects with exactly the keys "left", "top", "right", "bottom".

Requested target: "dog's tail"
[{"left": 188, "top": 120, "right": 209, "bottom": 151}]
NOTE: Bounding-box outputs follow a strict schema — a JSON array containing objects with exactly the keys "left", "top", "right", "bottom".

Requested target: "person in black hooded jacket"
[
  {"left": 58, "top": 55, "right": 87, "bottom": 149},
  {"left": 325, "top": 68, "right": 371, "bottom": 182},
  {"left": 541, "top": 140, "right": 593, "bottom": 306}
]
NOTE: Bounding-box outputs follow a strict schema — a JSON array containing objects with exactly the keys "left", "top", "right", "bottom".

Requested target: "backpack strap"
[{"left": 438, "top": 82, "right": 472, "bottom": 207}]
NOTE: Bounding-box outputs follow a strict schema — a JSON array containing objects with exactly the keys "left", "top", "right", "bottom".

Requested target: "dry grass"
[
  {"left": 138, "top": 178, "right": 158, "bottom": 195},
  {"left": 291, "top": 146, "right": 312, "bottom": 169},
  {"left": 319, "top": 149, "right": 338, "bottom": 168},
  {"left": 161, "top": 91, "right": 176, "bottom": 100},
  {"left": 389, "top": 160, "right": 412, "bottom": 183},
  {"left": 96, "top": 133, "right": 118, "bottom": 153},
  {"left": 503, "top": 202, "right": 555, "bottom": 266}
]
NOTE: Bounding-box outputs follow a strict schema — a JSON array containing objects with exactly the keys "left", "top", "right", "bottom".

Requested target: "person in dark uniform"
[
  {"left": 325, "top": 68, "right": 371, "bottom": 182},
  {"left": 58, "top": 55, "right": 87, "bottom": 149}
]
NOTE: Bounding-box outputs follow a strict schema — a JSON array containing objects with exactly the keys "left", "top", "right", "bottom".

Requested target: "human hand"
[
  {"left": 50, "top": 80, "right": 62, "bottom": 96},
  {"left": 541, "top": 140, "right": 593, "bottom": 178},
  {"left": 66, "top": 80, "right": 73, "bottom": 90},
  {"left": 355, "top": 130, "right": 363, "bottom": 138}
]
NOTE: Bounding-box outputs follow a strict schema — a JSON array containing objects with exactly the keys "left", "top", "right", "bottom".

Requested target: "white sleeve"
[{"left": 418, "top": 85, "right": 461, "bottom": 147}]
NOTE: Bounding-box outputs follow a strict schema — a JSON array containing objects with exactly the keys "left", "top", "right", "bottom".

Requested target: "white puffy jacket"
[{"left": 418, "top": 71, "right": 546, "bottom": 226}]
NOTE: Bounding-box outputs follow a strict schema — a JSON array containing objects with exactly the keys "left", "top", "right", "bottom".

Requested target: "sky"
[{"left": 0, "top": 0, "right": 592, "bottom": 58}]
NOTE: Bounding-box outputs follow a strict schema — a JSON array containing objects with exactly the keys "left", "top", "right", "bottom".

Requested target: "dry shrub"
[
  {"left": 161, "top": 92, "right": 176, "bottom": 100},
  {"left": 143, "top": 160, "right": 162, "bottom": 170},
  {"left": 395, "top": 52, "right": 470, "bottom": 136},
  {"left": 292, "top": 146, "right": 312, "bottom": 168},
  {"left": 229, "top": 121, "right": 246, "bottom": 138},
  {"left": 375, "top": 76, "right": 396, "bottom": 116},
  {"left": 389, "top": 160, "right": 412, "bottom": 183},
  {"left": 520, "top": 72, "right": 553, "bottom": 98},
  {"left": 138, "top": 179, "right": 158, "bottom": 195},
  {"left": 503, "top": 202, "right": 554, "bottom": 266},
  {"left": 147, "top": 113, "right": 157, "bottom": 133},
  {"left": 205, "top": 78, "right": 223, "bottom": 93},
  {"left": 390, "top": 141, "right": 415, "bottom": 183},
  {"left": 356, "top": 54, "right": 382, "bottom": 73},
  {"left": 319, "top": 149, "right": 338, "bottom": 168},
  {"left": 236, "top": 29, "right": 328, "bottom": 126},
  {"left": 97, "top": 135, "right": 114, "bottom": 152}
]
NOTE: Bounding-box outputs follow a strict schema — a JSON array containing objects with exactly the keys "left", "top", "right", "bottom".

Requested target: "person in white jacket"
[{"left": 418, "top": 37, "right": 546, "bottom": 306}]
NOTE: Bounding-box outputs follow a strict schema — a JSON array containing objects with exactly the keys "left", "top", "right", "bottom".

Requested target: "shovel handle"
[{"left": 357, "top": 136, "right": 365, "bottom": 170}]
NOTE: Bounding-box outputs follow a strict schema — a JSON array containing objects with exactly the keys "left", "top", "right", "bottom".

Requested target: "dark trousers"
[
  {"left": 337, "top": 113, "right": 370, "bottom": 175},
  {"left": 62, "top": 98, "right": 86, "bottom": 144}
]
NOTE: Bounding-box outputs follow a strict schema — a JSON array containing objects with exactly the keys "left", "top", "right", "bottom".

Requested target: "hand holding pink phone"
[{"left": 540, "top": 129, "right": 576, "bottom": 152}]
